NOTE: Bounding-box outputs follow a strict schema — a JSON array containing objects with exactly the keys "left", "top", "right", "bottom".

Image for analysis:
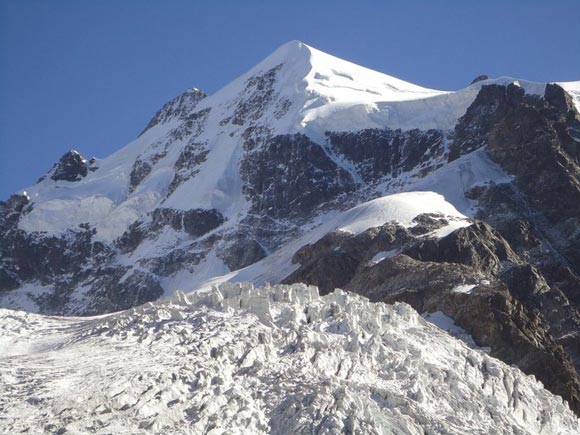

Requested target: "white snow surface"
[
  {"left": 336, "top": 191, "right": 468, "bottom": 235},
  {"left": 1, "top": 283, "right": 578, "bottom": 434},
  {"left": 452, "top": 284, "right": 477, "bottom": 294},
  {"left": 559, "top": 80, "right": 580, "bottom": 112}
]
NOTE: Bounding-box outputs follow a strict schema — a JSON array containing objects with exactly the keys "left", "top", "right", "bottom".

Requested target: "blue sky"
[{"left": 1, "top": 0, "right": 579, "bottom": 199}]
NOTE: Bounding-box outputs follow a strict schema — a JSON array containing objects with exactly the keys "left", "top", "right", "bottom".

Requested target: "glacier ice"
[{"left": 1, "top": 282, "right": 578, "bottom": 434}]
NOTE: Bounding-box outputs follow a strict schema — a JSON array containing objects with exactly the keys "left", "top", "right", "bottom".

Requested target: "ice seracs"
[{"left": 1, "top": 283, "right": 578, "bottom": 434}]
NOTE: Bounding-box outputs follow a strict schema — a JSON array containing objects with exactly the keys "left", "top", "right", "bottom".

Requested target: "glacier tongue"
[{"left": 1, "top": 283, "right": 578, "bottom": 434}]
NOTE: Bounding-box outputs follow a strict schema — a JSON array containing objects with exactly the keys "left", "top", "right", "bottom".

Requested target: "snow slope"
[{"left": 1, "top": 283, "right": 578, "bottom": 434}]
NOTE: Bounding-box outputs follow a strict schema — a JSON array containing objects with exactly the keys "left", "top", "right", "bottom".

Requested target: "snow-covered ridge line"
[{"left": 1, "top": 282, "right": 579, "bottom": 434}]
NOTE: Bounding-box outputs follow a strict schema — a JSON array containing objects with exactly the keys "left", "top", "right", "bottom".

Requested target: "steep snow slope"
[{"left": 1, "top": 283, "right": 578, "bottom": 434}]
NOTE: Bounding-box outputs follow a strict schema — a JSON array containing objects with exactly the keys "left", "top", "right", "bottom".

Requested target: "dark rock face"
[
  {"left": 150, "top": 208, "right": 225, "bottom": 237},
  {"left": 470, "top": 75, "right": 489, "bottom": 84},
  {"left": 240, "top": 133, "right": 356, "bottom": 219},
  {"left": 168, "top": 141, "right": 209, "bottom": 195},
  {"left": 327, "top": 129, "right": 445, "bottom": 183},
  {"left": 132, "top": 107, "right": 211, "bottom": 193},
  {"left": 0, "top": 214, "right": 125, "bottom": 315},
  {"left": 221, "top": 64, "right": 290, "bottom": 127},
  {"left": 129, "top": 159, "right": 153, "bottom": 190},
  {"left": 403, "top": 222, "right": 519, "bottom": 275},
  {"left": 50, "top": 150, "right": 88, "bottom": 182},
  {"left": 448, "top": 84, "right": 535, "bottom": 161},
  {"left": 281, "top": 219, "right": 580, "bottom": 414},
  {"left": 0, "top": 192, "right": 223, "bottom": 314},
  {"left": 485, "top": 85, "right": 580, "bottom": 224},
  {"left": 141, "top": 87, "right": 207, "bottom": 134},
  {"left": 216, "top": 234, "right": 268, "bottom": 271},
  {"left": 117, "top": 208, "right": 225, "bottom": 253},
  {"left": 80, "top": 268, "right": 164, "bottom": 314},
  {"left": 450, "top": 82, "right": 580, "bottom": 370},
  {"left": 0, "top": 194, "right": 31, "bottom": 291}
]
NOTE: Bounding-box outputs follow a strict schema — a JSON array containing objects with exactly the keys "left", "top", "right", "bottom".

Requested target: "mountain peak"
[
  {"left": 248, "top": 40, "right": 313, "bottom": 75},
  {"left": 211, "top": 39, "right": 445, "bottom": 125}
]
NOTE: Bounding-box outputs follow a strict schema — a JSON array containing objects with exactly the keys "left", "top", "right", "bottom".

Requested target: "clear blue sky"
[{"left": 1, "top": 0, "right": 579, "bottom": 200}]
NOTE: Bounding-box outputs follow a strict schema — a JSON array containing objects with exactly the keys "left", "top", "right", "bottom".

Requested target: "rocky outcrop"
[
  {"left": 0, "top": 195, "right": 224, "bottom": 314},
  {"left": 117, "top": 208, "right": 225, "bottom": 253},
  {"left": 141, "top": 87, "right": 207, "bottom": 134},
  {"left": 470, "top": 75, "right": 489, "bottom": 84},
  {"left": 447, "top": 82, "right": 580, "bottom": 371},
  {"left": 49, "top": 150, "right": 89, "bottom": 182},
  {"left": 448, "top": 84, "right": 528, "bottom": 161},
  {"left": 216, "top": 233, "right": 268, "bottom": 271},
  {"left": 167, "top": 141, "right": 209, "bottom": 195},
  {"left": 327, "top": 128, "right": 445, "bottom": 183},
  {"left": 0, "top": 194, "right": 31, "bottom": 291},
  {"left": 220, "top": 64, "right": 290, "bottom": 127},
  {"left": 240, "top": 133, "right": 356, "bottom": 219},
  {"left": 150, "top": 208, "right": 225, "bottom": 237},
  {"left": 403, "top": 222, "right": 520, "bottom": 275}
]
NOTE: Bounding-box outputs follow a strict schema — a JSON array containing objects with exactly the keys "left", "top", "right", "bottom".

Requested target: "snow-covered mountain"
[
  {"left": 2, "top": 40, "right": 580, "bottom": 418},
  {"left": 2, "top": 283, "right": 579, "bottom": 434}
]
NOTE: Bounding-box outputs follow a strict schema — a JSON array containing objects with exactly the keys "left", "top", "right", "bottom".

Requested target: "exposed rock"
[
  {"left": 403, "top": 221, "right": 519, "bottom": 275},
  {"left": 167, "top": 141, "right": 209, "bottom": 194},
  {"left": 86, "top": 269, "right": 164, "bottom": 313},
  {"left": 129, "top": 158, "right": 153, "bottom": 190},
  {"left": 228, "top": 65, "right": 282, "bottom": 126},
  {"left": 327, "top": 128, "right": 445, "bottom": 183},
  {"left": 240, "top": 133, "right": 356, "bottom": 219},
  {"left": 545, "top": 82, "right": 577, "bottom": 113},
  {"left": 141, "top": 87, "right": 207, "bottom": 134},
  {"left": 117, "top": 208, "right": 225, "bottom": 253},
  {"left": 470, "top": 75, "right": 489, "bottom": 84},
  {"left": 448, "top": 84, "right": 534, "bottom": 161},
  {"left": 217, "top": 234, "right": 268, "bottom": 271},
  {"left": 150, "top": 208, "right": 225, "bottom": 237},
  {"left": 50, "top": 150, "right": 88, "bottom": 182}
]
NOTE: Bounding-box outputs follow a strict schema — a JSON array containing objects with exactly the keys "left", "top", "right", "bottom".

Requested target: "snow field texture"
[{"left": 1, "top": 283, "right": 578, "bottom": 434}]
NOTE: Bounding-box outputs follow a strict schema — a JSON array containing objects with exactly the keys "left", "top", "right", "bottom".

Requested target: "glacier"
[{"left": 1, "top": 283, "right": 578, "bottom": 434}]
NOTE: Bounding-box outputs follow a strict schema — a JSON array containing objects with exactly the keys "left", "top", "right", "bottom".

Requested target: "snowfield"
[{"left": 1, "top": 283, "right": 578, "bottom": 434}]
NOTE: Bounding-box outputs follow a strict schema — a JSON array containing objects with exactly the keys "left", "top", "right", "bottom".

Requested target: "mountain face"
[{"left": 1, "top": 40, "right": 580, "bottom": 418}]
